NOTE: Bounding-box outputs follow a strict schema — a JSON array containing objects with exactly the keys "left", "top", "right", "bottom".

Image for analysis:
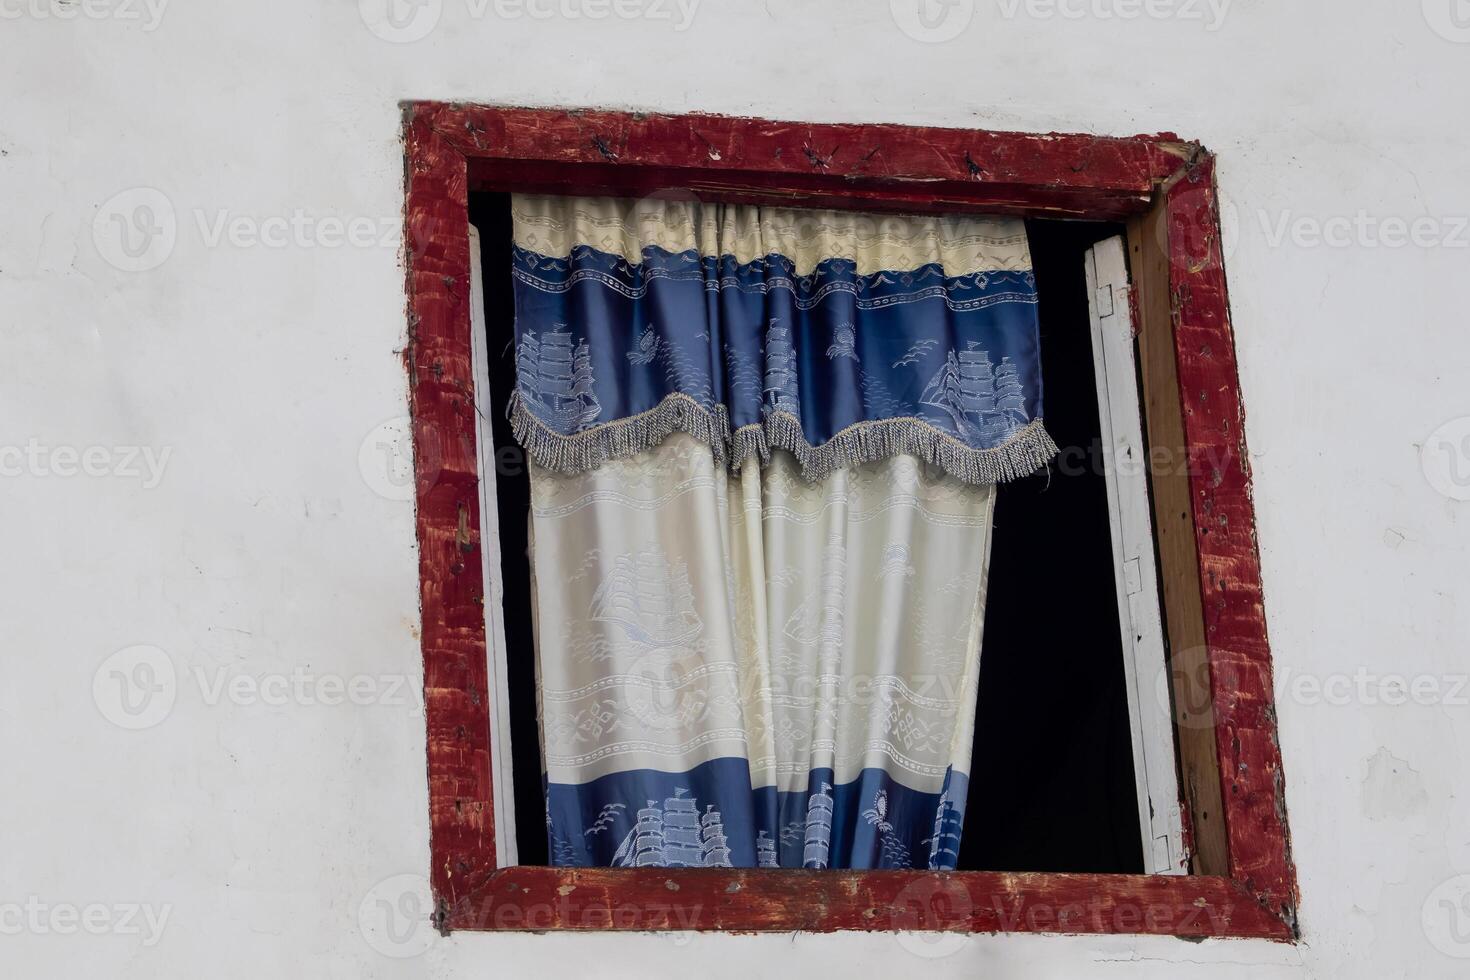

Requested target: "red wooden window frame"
[{"left": 403, "top": 101, "right": 1297, "bottom": 940}]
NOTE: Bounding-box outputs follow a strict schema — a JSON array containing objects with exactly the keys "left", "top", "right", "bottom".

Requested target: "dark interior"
[
  {"left": 960, "top": 218, "right": 1142, "bottom": 873},
  {"left": 468, "top": 192, "right": 1143, "bottom": 873}
]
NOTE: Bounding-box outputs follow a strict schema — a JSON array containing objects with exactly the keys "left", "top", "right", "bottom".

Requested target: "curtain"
[{"left": 509, "top": 194, "right": 1051, "bottom": 869}]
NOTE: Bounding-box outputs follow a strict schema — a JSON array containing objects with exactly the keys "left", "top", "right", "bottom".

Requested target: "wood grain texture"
[
  {"left": 416, "top": 102, "right": 1193, "bottom": 218},
  {"left": 401, "top": 102, "right": 1295, "bottom": 939},
  {"left": 1126, "top": 206, "right": 1230, "bottom": 878},
  {"left": 465, "top": 157, "right": 1160, "bottom": 219},
  {"left": 1165, "top": 156, "right": 1297, "bottom": 931},
  {"left": 404, "top": 106, "right": 498, "bottom": 924},
  {"left": 445, "top": 867, "right": 1288, "bottom": 938}
]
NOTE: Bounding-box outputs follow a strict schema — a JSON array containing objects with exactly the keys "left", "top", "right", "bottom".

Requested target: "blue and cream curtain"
[{"left": 509, "top": 194, "right": 1052, "bottom": 869}]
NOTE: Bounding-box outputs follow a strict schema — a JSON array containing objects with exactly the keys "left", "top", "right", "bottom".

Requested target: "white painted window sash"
[
  {"left": 1084, "top": 236, "right": 1187, "bottom": 874},
  {"left": 467, "top": 224, "right": 520, "bottom": 867}
]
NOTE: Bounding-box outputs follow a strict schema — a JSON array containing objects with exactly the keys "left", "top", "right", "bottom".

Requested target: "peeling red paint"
[
  {"left": 403, "top": 102, "right": 1295, "bottom": 940},
  {"left": 443, "top": 867, "right": 1287, "bottom": 937},
  {"left": 404, "top": 106, "right": 498, "bottom": 920},
  {"left": 1166, "top": 156, "right": 1297, "bottom": 932},
  {"left": 420, "top": 104, "right": 1190, "bottom": 218}
]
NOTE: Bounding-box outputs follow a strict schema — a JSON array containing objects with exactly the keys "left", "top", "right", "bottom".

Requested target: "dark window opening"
[{"left": 960, "top": 219, "right": 1141, "bottom": 874}]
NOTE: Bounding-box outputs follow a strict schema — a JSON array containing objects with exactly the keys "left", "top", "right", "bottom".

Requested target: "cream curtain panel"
[{"left": 531, "top": 436, "right": 995, "bottom": 869}]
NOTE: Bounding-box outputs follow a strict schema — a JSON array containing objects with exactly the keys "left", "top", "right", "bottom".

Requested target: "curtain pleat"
[{"left": 530, "top": 434, "right": 994, "bottom": 869}]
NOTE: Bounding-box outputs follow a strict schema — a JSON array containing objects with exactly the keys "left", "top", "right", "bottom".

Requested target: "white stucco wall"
[{"left": 4, "top": 1, "right": 1468, "bottom": 976}]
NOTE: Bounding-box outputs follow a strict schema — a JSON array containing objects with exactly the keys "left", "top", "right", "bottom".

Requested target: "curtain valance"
[{"left": 509, "top": 194, "right": 1056, "bottom": 486}]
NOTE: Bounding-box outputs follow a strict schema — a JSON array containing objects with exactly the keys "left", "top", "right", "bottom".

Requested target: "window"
[{"left": 405, "top": 103, "right": 1296, "bottom": 938}]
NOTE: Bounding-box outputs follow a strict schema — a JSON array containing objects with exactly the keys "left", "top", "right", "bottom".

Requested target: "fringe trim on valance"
[
  {"left": 509, "top": 390, "right": 1058, "bottom": 487},
  {"left": 732, "top": 411, "right": 1058, "bottom": 486}
]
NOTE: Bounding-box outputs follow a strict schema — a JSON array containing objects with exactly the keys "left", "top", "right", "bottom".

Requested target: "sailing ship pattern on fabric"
[
  {"left": 802, "top": 783, "right": 834, "bottom": 869},
  {"left": 762, "top": 318, "right": 800, "bottom": 416},
  {"left": 782, "top": 534, "right": 847, "bottom": 649},
  {"left": 918, "top": 343, "right": 1029, "bottom": 444},
  {"left": 590, "top": 549, "right": 703, "bottom": 648},
  {"left": 517, "top": 326, "right": 603, "bottom": 432},
  {"left": 609, "top": 789, "right": 735, "bottom": 868},
  {"left": 926, "top": 789, "right": 963, "bottom": 870},
  {"left": 549, "top": 774, "right": 969, "bottom": 870},
  {"left": 755, "top": 831, "right": 779, "bottom": 868},
  {"left": 908, "top": 572, "right": 984, "bottom": 676},
  {"left": 512, "top": 196, "right": 1047, "bottom": 480}
]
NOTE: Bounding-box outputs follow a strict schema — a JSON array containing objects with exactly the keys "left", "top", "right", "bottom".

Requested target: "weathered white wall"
[{"left": 4, "top": 1, "right": 1468, "bottom": 976}]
